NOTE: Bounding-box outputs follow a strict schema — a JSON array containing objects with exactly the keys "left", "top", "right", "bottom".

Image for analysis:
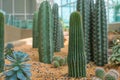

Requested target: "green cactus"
[
  {"left": 108, "top": 69, "right": 119, "bottom": 80},
  {"left": 53, "top": 61, "right": 60, "bottom": 68},
  {"left": 59, "top": 20, "right": 64, "bottom": 48},
  {"left": 93, "top": 0, "right": 108, "bottom": 66},
  {"left": 4, "top": 51, "right": 31, "bottom": 80},
  {"left": 38, "top": 1, "right": 54, "bottom": 64},
  {"left": 0, "top": 12, "right": 4, "bottom": 72},
  {"left": 104, "top": 73, "right": 116, "bottom": 80},
  {"left": 95, "top": 67, "right": 105, "bottom": 79},
  {"left": 59, "top": 58, "right": 65, "bottom": 66},
  {"left": 52, "top": 56, "right": 61, "bottom": 62},
  {"left": 77, "top": 0, "right": 92, "bottom": 63},
  {"left": 52, "top": 3, "right": 61, "bottom": 52},
  {"left": 67, "top": 12, "right": 86, "bottom": 78},
  {"left": 32, "top": 11, "right": 38, "bottom": 48}
]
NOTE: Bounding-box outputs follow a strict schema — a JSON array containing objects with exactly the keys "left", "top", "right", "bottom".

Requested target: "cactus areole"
[
  {"left": 0, "top": 12, "right": 4, "bottom": 72},
  {"left": 67, "top": 12, "right": 86, "bottom": 78}
]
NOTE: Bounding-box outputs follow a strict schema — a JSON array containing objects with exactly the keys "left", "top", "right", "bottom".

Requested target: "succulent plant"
[
  {"left": 52, "top": 56, "right": 61, "bottom": 61},
  {"left": 108, "top": 69, "right": 119, "bottom": 80},
  {"left": 53, "top": 61, "right": 60, "bottom": 68},
  {"left": 52, "top": 3, "right": 61, "bottom": 52},
  {"left": 93, "top": 0, "right": 108, "bottom": 66},
  {"left": 109, "top": 42, "right": 120, "bottom": 65},
  {"left": 95, "top": 67, "right": 105, "bottom": 79},
  {"left": 67, "top": 12, "right": 86, "bottom": 78},
  {"left": 38, "top": 1, "right": 54, "bottom": 64},
  {"left": 59, "top": 58, "right": 65, "bottom": 66},
  {"left": 4, "top": 43, "right": 14, "bottom": 58},
  {"left": 104, "top": 73, "right": 116, "bottom": 80},
  {"left": 0, "top": 12, "right": 4, "bottom": 72},
  {"left": 3, "top": 51, "right": 31, "bottom": 80},
  {"left": 32, "top": 11, "right": 38, "bottom": 48}
]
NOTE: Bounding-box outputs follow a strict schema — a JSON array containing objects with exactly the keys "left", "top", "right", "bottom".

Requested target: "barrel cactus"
[
  {"left": 38, "top": 1, "right": 54, "bottom": 64},
  {"left": 52, "top": 3, "right": 61, "bottom": 52},
  {"left": 32, "top": 11, "right": 38, "bottom": 48},
  {"left": 95, "top": 67, "right": 105, "bottom": 79},
  {"left": 67, "top": 12, "right": 86, "bottom": 78},
  {"left": 0, "top": 12, "right": 4, "bottom": 72},
  {"left": 93, "top": 0, "right": 108, "bottom": 66},
  {"left": 4, "top": 51, "right": 31, "bottom": 80}
]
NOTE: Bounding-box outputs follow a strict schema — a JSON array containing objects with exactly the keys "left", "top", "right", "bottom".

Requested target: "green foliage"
[
  {"left": 52, "top": 56, "right": 61, "bottom": 62},
  {"left": 53, "top": 61, "right": 60, "bottom": 68},
  {"left": 38, "top": 1, "right": 54, "bottom": 64},
  {"left": 109, "top": 40, "right": 120, "bottom": 65},
  {"left": 95, "top": 67, "right": 105, "bottom": 79},
  {"left": 32, "top": 11, "right": 38, "bottom": 48},
  {"left": 52, "top": 3, "right": 61, "bottom": 52},
  {"left": 67, "top": 12, "right": 86, "bottom": 78},
  {"left": 0, "top": 12, "right": 4, "bottom": 72},
  {"left": 4, "top": 51, "right": 31, "bottom": 80}
]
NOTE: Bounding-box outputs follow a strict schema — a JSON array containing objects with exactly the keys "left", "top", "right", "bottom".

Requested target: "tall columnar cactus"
[
  {"left": 76, "top": 0, "right": 92, "bottom": 63},
  {"left": 0, "top": 12, "right": 4, "bottom": 72},
  {"left": 67, "top": 12, "right": 86, "bottom": 78},
  {"left": 32, "top": 11, "right": 38, "bottom": 48},
  {"left": 52, "top": 3, "right": 61, "bottom": 52},
  {"left": 38, "top": 1, "right": 54, "bottom": 64},
  {"left": 93, "top": 0, "right": 108, "bottom": 66},
  {"left": 59, "top": 20, "right": 64, "bottom": 48}
]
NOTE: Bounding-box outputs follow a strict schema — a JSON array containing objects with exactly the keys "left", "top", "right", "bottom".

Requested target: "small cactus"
[
  {"left": 53, "top": 61, "right": 60, "bottom": 68},
  {"left": 104, "top": 73, "right": 116, "bottom": 80},
  {"left": 52, "top": 56, "right": 61, "bottom": 62},
  {"left": 95, "top": 67, "right": 105, "bottom": 79},
  {"left": 59, "top": 58, "right": 65, "bottom": 66},
  {"left": 107, "top": 69, "right": 119, "bottom": 80}
]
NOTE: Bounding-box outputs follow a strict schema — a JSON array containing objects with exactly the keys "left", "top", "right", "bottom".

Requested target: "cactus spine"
[
  {"left": 32, "top": 11, "right": 38, "bottom": 48},
  {"left": 38, "top": 1, "right": 54, "bottom": 64},
  {"left": 52, "top": 3, "right": 61, "bottom": 52},
  {"left": 93, "top": 0, "right": 108, "bottom": 66},
  {"left": 0, "top": 12, "right": 4, "bottom": 72},
  {"left": 67, "top": 12, "right": 86, "bottom": 78}
]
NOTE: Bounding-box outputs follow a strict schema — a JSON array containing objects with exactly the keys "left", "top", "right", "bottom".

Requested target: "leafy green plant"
[
  {"left": 3, "top": 51, "right": 31, "bottom": 80},
  {"left": 95, "top": 67, "right": 105, "bottom": 79}
]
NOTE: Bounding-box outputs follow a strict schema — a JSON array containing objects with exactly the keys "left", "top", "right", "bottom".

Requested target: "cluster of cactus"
[
  {"left": 0, "top": 12, "right": 4, "bottom": 72},
  {"left": 38, "top": 1, "right": 54, "bottom": 64},
  {"left": 76, "top": 0, "right": 108, "bottom": 66},
  {"left": 3, "top": 51, "right": 31, "bottom": 80},
  {"left": 67, "top": 12, "right": 86, "bottom": 78},
  {"left": 109, "top": 41, "right": 120, "bottom": 65},
  {"left": 4, "top": 43, "right": 14, "bottom": 58},
  {"left": 32, "top": 11, "right": 38, "bottom": 48},
  {"left": 52, "top": 56, "right": 67, "bottom": 68},
  {"left": 52, "top": 3, "right": 63, "bottom": 52},
  {"left": 94, "top": 68, "right": 119, "bottom": 80}
]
